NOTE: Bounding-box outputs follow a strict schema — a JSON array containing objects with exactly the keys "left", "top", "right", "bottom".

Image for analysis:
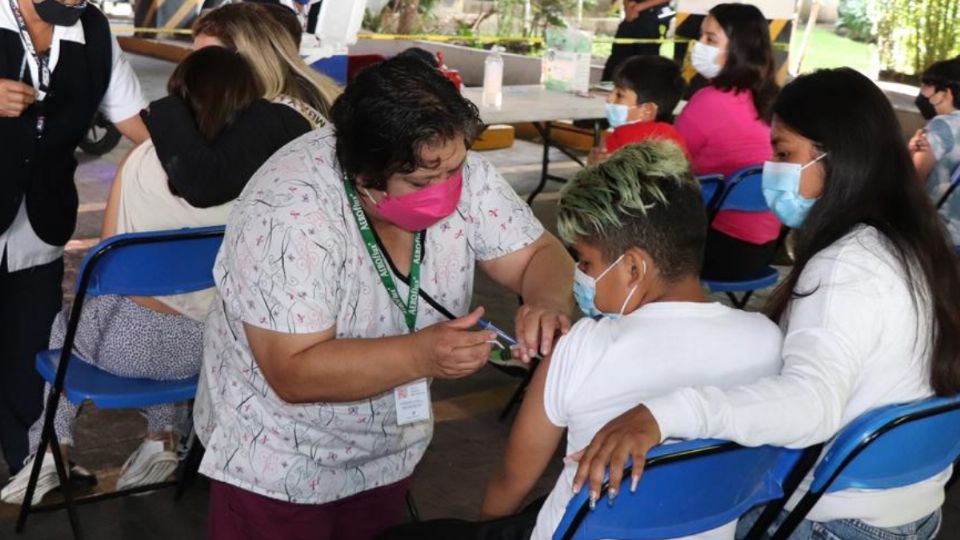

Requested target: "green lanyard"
[{"left": 344, "top": 179, "right": 423, "bottom": 332}]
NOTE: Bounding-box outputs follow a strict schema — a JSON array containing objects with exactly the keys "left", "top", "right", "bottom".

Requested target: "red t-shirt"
[{"left": 605, "top": 121, "right": 689, "bottom": 156}]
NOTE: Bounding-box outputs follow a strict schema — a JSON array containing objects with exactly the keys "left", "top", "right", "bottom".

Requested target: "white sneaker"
[
  {"left": 116, "top": 439, "right": 178, "bottom": 490},
  {"left": 0, "top": 453, "right": 62, "bottom": 505}
]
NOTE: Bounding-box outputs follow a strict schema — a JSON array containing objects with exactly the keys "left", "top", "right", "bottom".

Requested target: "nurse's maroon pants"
[{"left": 208, "top": 477, "right": 412, "bottom": 540}]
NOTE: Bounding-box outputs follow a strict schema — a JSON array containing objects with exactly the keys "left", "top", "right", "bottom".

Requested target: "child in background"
[
  {"left": 909, "top": 57, "right": 960, "bottom": 243},
  {"left": 590, "top": 56, "right": 687, "bottom": 165}
]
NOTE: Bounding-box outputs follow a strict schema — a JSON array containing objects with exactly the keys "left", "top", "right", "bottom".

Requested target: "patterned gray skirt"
[{"left": 28, "top": 294, "right": 203, "bottom": 452}]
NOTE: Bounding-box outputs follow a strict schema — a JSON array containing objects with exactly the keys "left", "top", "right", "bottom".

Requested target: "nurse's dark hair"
[
  {"left": 167, "top": 47, "right": 262, "bottom": 141},
  {"left": 708, "top": 3, "right": 778, "bottom": 123},
  {"left": 331, "top": 56, "right": 484, "bottom": 190},
  {"left": 921, "top": 56, "right": 960, "bottom": 109},
  {"left": 765, "top": 68, "right": 960, "bottom": 396}
]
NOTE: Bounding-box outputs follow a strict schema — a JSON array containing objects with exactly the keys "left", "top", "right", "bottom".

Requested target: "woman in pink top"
[{"left": 676, "top": 3, "right": 781, "bottom": 281}]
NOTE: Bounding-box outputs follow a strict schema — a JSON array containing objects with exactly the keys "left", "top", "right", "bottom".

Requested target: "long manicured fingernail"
[
  {"left": 572, "top": 483, "right": 581, "bottom": 494},
  {"left": 630, "top": 476, "right": 639, "bottom": 493},
  {"left": 607, "top": 489, "right": 617, "bottom": 506},
  {"left": 588, "top": 491, "right": 598, "bottom": 510}
]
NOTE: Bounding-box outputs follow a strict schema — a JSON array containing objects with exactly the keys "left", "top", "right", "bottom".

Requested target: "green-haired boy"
[{"left": 478, "top": 140, "right": 784, "bottom": 539}]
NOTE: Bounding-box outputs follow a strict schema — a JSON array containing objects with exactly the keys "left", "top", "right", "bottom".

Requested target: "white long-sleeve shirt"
[{"left": 645, "top": 225, "right": 949, "bottom": 527}]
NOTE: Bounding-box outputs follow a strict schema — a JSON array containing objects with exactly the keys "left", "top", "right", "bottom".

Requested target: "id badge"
[{"left": 394, "top": 378, "right": 431, "bottom": 426}]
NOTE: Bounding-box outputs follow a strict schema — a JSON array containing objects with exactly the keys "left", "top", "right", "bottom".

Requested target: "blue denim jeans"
[{"left": 735, "top": 506, "right": 942, "bottom": 540}]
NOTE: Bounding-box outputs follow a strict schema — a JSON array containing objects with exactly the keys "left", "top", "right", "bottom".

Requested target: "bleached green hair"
[{"left": 557, "top": 140, "right": 707, "bottom": 280}]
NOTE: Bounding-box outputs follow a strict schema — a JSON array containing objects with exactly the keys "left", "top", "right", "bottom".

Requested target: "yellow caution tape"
[
  {"left": 110, "top": 28, "right": 788, "bottom": 50},
  {"left": 111, "top": 26, "right": 193, "bottom": 35}
]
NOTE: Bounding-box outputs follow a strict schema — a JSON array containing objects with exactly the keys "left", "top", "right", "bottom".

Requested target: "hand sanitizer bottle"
[{"left": 482, "top": 46, "right": 504, "bottom": 110}]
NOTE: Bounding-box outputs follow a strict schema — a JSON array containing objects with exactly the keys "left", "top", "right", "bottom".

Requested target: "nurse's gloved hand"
[
  {"left": 414, "top": 307, "right": 496, "bottom": 379},
  {"left": 514, "top": 304, "right": 571, "bottom": 362},
  {"left": 0, "top": 79, "right": 36, "bottom": 118}
]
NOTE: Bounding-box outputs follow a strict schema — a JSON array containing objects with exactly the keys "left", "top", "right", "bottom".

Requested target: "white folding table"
[{"left": 461, "top": 85, "right": 607, "bottom": 203}]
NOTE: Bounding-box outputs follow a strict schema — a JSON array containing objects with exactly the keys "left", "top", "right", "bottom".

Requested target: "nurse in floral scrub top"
[{"left": 194, "top": 56, "right": 576, "bottom": 540}]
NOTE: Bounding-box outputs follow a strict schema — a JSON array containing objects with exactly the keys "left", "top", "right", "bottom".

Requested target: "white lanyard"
[
  {"left": 8, "top": 0, "right": 53, "bottom": 137},
  {"left": 8, "top": 0, "right": 52, "bottom": 92}
]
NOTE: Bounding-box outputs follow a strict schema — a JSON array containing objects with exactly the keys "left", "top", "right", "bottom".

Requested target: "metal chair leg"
[
  {"left": 724, "top": 291, "right": 754, "bottom": 310},
  {"left": 405, "top": 491, "right": 420, "bottom": 522},
  {"left": 49, "top": 432, "right": 85, "bottom": 540},
  {"left": 175, "top": 433, "right": 205, "bottom": 501},
  {"left": 17, "top": 383, "right": 67, "bottom": 533},
  {"left": 742, "top": 445, "right": 823, "bottom": 540}
]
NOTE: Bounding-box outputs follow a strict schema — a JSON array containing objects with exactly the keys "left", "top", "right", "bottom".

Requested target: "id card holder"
[{"left": 394, "top": 378, "right": 431, "bottom": 426}]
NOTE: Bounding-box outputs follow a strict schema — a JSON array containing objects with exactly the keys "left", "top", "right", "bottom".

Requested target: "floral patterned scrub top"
[{"left": 194, "top": 126, "right": 545, "bottom": 504}]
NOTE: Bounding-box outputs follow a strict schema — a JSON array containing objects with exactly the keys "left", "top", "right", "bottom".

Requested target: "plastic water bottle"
[{"left": 482, "top": 46, "right": 504, "bottom": 110}]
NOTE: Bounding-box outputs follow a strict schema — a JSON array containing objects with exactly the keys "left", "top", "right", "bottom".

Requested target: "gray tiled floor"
[{"left": 2, "top": 53, "right": 959, "bottom": 540}]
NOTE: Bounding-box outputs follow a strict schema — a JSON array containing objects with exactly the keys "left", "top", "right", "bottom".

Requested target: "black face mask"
[
  {"left": 34, "top": 0, "right": 87, "bottom": 27},
  {"left": 915, "top": 93, "right": 939, "bottom": 121}
]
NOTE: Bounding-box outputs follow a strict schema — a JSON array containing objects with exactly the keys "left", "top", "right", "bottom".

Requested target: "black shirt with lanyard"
[{"left": 344, "top": 178, "right": 432, "bottom": 426}]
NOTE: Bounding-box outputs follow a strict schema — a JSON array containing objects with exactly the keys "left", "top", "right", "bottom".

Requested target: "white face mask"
[{"left": 691, "top": 41, "right": 723, "bottom": 79}]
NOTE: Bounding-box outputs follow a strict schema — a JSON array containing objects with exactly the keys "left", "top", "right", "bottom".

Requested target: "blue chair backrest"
[
  {"left": 714, "top": 165, "right": 767, "bottom": 214},
  {"left": 698, "top": 174, "right": 725, "bottom": 209},
  {"left": 553, "top": 439, "right": 804, "bottom": 540},
  {"left": 76, "top": 226, "right": 226, "bottom": 297},
  {"left": 810, "top": 395, "right": 960, "bottom": 494}
]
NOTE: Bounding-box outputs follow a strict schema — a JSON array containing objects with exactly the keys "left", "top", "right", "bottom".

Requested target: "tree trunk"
[{"left": 397, "top": 0, "right": 420, "bottom": 35}]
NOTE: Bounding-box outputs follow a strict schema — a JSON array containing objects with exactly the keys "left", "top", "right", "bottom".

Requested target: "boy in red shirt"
[{"left": 590, "top": 55, "right": 688, "bottom": 164}]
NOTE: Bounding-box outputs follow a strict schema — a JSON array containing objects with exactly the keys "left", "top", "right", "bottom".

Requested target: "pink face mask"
[{"left": 365, "top": 170, "right": 464, "bottom": 232}]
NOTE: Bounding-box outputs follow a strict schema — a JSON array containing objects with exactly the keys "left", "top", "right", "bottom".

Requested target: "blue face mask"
[
  {"left": 761, "top": 153, "right": 828, "bottom": 229},
  {"left": 572, "top": 255, "right": 642, "bottom": 319},
  {"left": 605, "top": 103, "right": 632, "bottom": 128}
]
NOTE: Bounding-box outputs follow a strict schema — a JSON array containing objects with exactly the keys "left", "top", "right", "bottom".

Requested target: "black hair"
[
  {"left": 168, "top": 46, "right": 262, "bottom": 141},
  {"left": 922, "top": 57, "right": 960, "bottom": 109},
  {"left": 396, "top": 47, "right": 441, "bottom": 69},
  {"left": 330, "top": 56, "right": 484, "bottom": 190},
  {"left": 709, "top": 3, "right": 778, "bottom": 123},
  {"left": 612, "top": 55, "right": 685, "bottom": 122},
  {"left": 766, "top": 68, "right": 960, "bottom": 396}
]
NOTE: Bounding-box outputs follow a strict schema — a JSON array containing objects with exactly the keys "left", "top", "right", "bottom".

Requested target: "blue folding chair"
[
  {"left": 553, "top": 439, "right": 814, "bottom": 540},
  {"left": 16, "top": 226, "right": 225, "bottom": 540},
  {"left": 702, "top": 165, "right": 780, "bottom": 309},
  {"left": 698, "top": 173, "right": 725, "bottom": 213},
  {"left": 768, "top": 395, "right": 960, "bottom": 539}
]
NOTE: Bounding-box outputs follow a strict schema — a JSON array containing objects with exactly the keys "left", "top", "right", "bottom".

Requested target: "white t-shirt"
[
  {"left": 646, "top": 225, "right": 947, "bottom": 528},
  {"left": 193, "top": 126, "right": 546, "bottom": 504},
  {"left": 115, "top": 140, "right": 233, "bottom": 321},
  {"left": 532, "top": 302, "right": 784, "bottom": 540}
]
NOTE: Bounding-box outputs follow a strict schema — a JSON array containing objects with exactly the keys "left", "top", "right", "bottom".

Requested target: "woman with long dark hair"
[
  {"left": 571, "top": 68, "right": 960, "bottom": 540},
  {"left": 676, "top": 3, "right": 781, "bottom": 281}
]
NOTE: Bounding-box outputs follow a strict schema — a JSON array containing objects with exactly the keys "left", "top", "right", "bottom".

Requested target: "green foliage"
[
  {"left": 496, "top": 0, "right": 577, "bottom": 38},
  {"left": 362, "top": 7, "right": 386, "bottom": 33},
  {"left": 836, "top": 0, "right": 876, "bottom": 43},
  {"left": 419, "top": 0, "right": 440, "bottom": 15},
  {"left": 875, "top": 0, "right": 960, "bottom": 75}
]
